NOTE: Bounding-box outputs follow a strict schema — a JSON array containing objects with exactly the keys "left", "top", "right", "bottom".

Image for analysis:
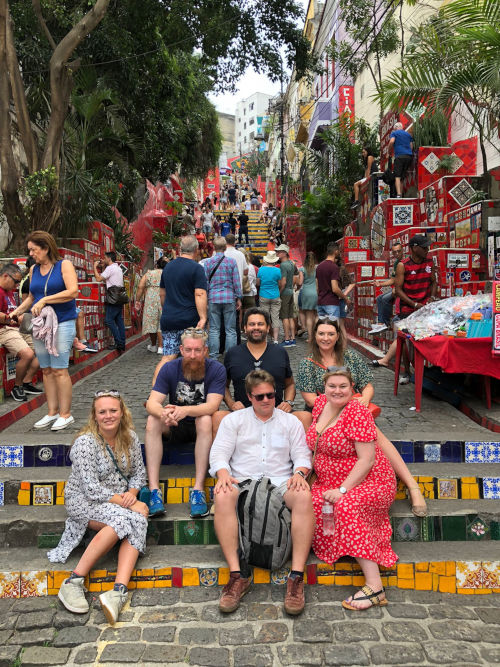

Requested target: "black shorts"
[
  {"left": 393, "top": 155, "right": 413, "bottom": 178},
  {"left": 166, "top": 420, "right": 196, "bottom": 443}
]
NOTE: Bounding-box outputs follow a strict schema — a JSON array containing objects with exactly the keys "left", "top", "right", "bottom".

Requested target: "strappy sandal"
[
  {"left": 342, "top": 585, "right": 388, "bottom": 611},
  {"left": 409, "top": 486, "right": 428, "bottom": 518}
]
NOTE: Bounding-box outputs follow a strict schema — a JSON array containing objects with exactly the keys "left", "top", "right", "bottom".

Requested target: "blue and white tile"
[
  {"left": 0, "top": 446, "right": 23, "bottom": 468},
  {"left": 465, "top": 442, "right": 490, "bottom": 463},
  {"left": 483, "top": 478, "right": 500, "bottom": 500},
  {"left": 424, "top": 444, "right": 441, "bottom": 462},
  {"left": 488, "top": 443, "right": 500, "bottom": 463},
  {"left": 0, "top": 482, "right": 4, "bottom": 507}
]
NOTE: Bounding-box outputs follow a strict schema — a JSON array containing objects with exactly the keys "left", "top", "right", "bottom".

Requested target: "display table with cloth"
[{"left": 394, "top": 332, "right": 498, "bottom": 411}]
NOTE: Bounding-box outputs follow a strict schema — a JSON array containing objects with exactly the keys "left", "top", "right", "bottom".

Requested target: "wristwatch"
[
  {"left": 296, "top": 470, "right": 306, "bottom": 479},
  {"left": 285, "top": 399, "right": 294, "bottom": 407},
  {"left": 339, "top": 486, "right": 347, "bottom": 494}
]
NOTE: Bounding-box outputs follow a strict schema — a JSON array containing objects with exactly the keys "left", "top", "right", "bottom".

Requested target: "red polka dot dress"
[{"left": 307, "top": 395, "right": 397, "bottom": 567}]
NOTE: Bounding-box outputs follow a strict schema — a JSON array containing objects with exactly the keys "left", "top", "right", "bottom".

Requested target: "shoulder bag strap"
[
  {"left": 208, "top": 255, "right": 226, "bottom": 283},
  {"left": 306, "top": 357, "right": 327, "bottom": 369},
  {"left": 43, "top": 264, "right": 55, "bottom": 297},
  {"left": 105, "top": 443, "right": 129, "bottom": 484}
]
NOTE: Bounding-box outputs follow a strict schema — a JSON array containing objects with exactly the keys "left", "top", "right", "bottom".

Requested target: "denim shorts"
[
  {"left": 33, "top": 319, "right": 76, "bottom": 369},
  {"left": 339, "top": 299, "right": 347, "bottom": 319},
  {"left": 162, "top": 330, "right": 183, "bottom": 356},
  {"left": 317, "top": 304, "right": 340, "bottom": 321}
]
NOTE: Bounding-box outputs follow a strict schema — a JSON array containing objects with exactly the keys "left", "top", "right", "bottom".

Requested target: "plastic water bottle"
[{"left": 322, "top": 502, "right": 335, "bottom": 535}]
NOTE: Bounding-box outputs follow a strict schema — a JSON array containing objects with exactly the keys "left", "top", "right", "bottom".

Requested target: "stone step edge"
[
  {"left": 8, "top": 475, "right": 500, "bottom": 506},
  {"left": 2, "top": 557, "right": 499, "bottom": 598}
]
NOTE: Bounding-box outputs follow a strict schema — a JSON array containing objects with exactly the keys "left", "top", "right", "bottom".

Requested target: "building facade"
[{"left": 234, "top": 92, "right": 273, "bottom": 156}]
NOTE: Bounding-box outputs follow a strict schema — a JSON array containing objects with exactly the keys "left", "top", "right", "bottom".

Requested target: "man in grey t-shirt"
[
  {"left": 93, "top": 251, "right": 126, "bottom": 353},
  {"left": 276, "top": 244, "right": 296, "bottom": 347}
]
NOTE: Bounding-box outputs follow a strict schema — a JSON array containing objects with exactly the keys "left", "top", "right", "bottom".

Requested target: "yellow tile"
[
  {"left": 128, "top": 581, "right": 137, "bottom": 589},
  {"left": 429, "top": 562, "right": 446, "bottom": 575},
  {"left": 335, "top": 562, "right": 352, "bottom": 571},
  {"left": 474, "top": 588, "right": 492, "bottom": 595},
  {"left": 432, "top": 573, "right": 439, "bottom": 591},
  {"left": 469, "top": 485, "right": 480, "bottom": 499},
  {"left": 154, "top": 579, "right": 169, "bottom": 588},
  {"left": 182, "top": 568, "right": 199, "bottom": 587},
  {"left": 317, "top": 575, "right": 334, "bottom": 585},
  {"left": 47, "top": 572, "right": 54, "bottom": 589},
  {"left": 457, "top": 587, "right": 475, "bottom": 595},
  {"left": 397, "top": 564, "right": 414, "bottom": 579},
  {"left": 17, "top": 489, "right": 30, "bottom": 505},
  {"left": 168, "top": 479, "right": 176, "bottom": 487},
  {"left": 253, "top": 568, "right": 270, "bottom": 584},
  {"left": 56, "top": 497, "right": 64, "bottom": 505},
  {"left": 418, "top": 476, "right": 434, "bottom": 483},
  {"left": 52, "top": 571, "right": 71, "bottom": 590},
  {"left": 92, "top": 569, "right": 107, "bottom": 578},
  {"left": 395, "top": 491, "right": 407, "bottom": 500},
  {"left": 178, "top": 478, "right": 191, "bottom": 488},
  {"left": 461, "top": 477, "right": 477, "bottom": 483},
  {"left": 461, "top": 485, "right": 471, "bottom": 500},
  {"left": 493, "top": 589, "right": 500, "bottom": 594},
  {"left": 415, "top": 562, "right": 429, "bottom": 572},
  {"left": 136, "top": 569, "right": 155, "bottom": 577},
  {"left": 218, "top": 568, "right": 230, "bottom": 585},
  {"left": 334, "top": 575, "right": 352, "bottom": 586},
  {"left": 205, "top": 478, "right": 215, "bottom": 487},
  {"left": 445, "top": 561, "right": 455, "bottom": 577},
  {"left": 47, "top": 589, "right": 58, "bottom": 596},
  {"left": 136, "top": 580, "right": 154, "bottom": 589},
  {"left": 397, "top": 578, "right": 415, "bottom": 589},
  {"left": 101, "top": 581, "right": 114, "bottom": 592},
  {"left": 183, "top": 488, "right": 190, "bottom": 503},
  {"left": 166, "top": 488, "right": 182, "bottom": 504},
  {"left": 56, "top": 482, "right": 65, "bottom": 496},
  {"left": 415, "top": 572, "right": 433, "bottom": 590},
  {"left": 380, "top": 576, "right": 388, "bottom": 587},
  {"left": 353, "top": 576, "right": 365, "bottom": 587},
  {"left": 88, "top": 583, "right": 101, "bottom": 592},
  {"left": 155, "top": 567, "right": 171, "bottom": 577},
  {"left": 388, "top": 576, "right": 397, "bottom": 587}
]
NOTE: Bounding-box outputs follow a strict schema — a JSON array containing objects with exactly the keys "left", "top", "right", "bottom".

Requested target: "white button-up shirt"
[{"left": 209, "top": 407, "right": 311, "bottom": 486}]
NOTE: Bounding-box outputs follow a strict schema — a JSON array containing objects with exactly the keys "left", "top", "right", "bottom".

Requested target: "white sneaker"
[
  {"left": 146, "top": 344, "right": 156, "bottom": 353},
  {"left": 368, "top": 324, "right": 388, "bottom": 334},
  {"left": 157, "top": 346, "right": 163, "bottom": 354},
  {"left": 34, "top": 413, "right": 59, "bottom": 429},
  {"left": 399, "top": 374, "right": 410, "bottom": 385},
  {"left": 99, "top": 588, "right": 128, "bottom": 625},
  {"left": 51, "top": 415, "right": 75, "bottom": 431},
  {"left": 58, "top": 577, "right": 89, "bottom": 614}
]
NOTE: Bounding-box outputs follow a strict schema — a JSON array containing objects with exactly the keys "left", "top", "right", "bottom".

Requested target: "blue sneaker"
[
  {"left": 280, "top": 340, "right": 291, "bottom": 347},
  {"left": 287, "top": 339, "right": 296, "bottom": 347},
  {"left": 189, "top": 490, "right": 209, "bottom": 518},
  {"left": 148, "top": 488, "right": 165, "bottom": 516}
]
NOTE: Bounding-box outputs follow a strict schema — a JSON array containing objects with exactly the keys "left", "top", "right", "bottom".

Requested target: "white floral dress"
[{"left": 47, "top": 431, "right": 147, "bottom": 563}]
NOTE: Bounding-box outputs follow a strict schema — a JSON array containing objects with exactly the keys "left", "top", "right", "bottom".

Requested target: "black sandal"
[
  {"left": 342, "top": 585, "right": 388, "bottom": 611},
  {"left": 372, "top": 360, "right": 388, "bottom": 368}
]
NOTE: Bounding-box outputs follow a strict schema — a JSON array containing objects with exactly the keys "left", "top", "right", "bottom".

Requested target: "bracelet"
[{"left": 285, "top": 399, "right": 294, "bottom": 407}]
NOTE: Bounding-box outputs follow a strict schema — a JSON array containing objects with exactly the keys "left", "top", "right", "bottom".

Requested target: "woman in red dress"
[{"left": 306, "top": 368, "right": 397, "bottom": 610}]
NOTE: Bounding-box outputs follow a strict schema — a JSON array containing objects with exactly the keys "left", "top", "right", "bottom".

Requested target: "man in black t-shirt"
[
  {"left": 227, "top": 212, "right": 237, "bottom": 235},
  {"left": 237, "top": 212, "right": 249, "bottom": 244}
]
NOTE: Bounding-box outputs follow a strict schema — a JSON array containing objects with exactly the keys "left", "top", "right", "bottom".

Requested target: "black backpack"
[{"left": 237, "top": 477, "right": 292, "bottom": 575}]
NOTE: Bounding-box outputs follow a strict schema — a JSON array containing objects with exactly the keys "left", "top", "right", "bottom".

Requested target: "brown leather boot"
[
  {"left": 219, "top": 573, "right": 251, "bottom": 613},
  {"left": 284, "top": 575, "right": 305, "bottom": 615}
]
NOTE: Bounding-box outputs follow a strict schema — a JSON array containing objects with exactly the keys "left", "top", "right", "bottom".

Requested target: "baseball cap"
[
  {"left": 409, "top": 234, "right": 431, "bottom": 249},
  {"left": 275, "top": 244, "right": 290, "bottom": 253}
]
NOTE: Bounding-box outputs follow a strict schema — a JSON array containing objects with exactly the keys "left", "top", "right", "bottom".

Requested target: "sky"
[{"left": 209, "top": 0, "right": 309, "bottom": 115}]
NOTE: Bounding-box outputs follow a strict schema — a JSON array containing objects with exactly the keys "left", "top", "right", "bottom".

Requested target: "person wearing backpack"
[{"left": 209, "top": 369, "right": 314, "bottom": 616}]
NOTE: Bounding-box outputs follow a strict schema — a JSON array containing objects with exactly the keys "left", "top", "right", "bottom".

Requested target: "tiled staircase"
[
  {"left": 0, "top": 438, "right": 499, "bottom": 597},
  {"left": 216, "top": 210, "right": 269, "bottom": 259}
]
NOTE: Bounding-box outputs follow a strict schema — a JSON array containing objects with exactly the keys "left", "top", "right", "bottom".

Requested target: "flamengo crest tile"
[
  {"left": 0, "top": 446, "right": 23, "bottom": 468},
  {"left": 393, "top": 205, "right": 413, "bottom": 227},
  {"left": 482, "top": 477, "right": 500, "bottom": 499},
  {"left": 449, "top": 178, "right": 476, "bottom": 206}
]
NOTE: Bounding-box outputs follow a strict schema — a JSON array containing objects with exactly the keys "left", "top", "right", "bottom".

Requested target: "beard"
[
  {"left": 182, "top": 357, "right": 206, "bottom": 381},
  {"left": 246, "top": 328, "right": 267, "bottom": 343}
]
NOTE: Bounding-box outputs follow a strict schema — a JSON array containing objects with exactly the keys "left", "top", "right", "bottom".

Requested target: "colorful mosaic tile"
[
  {"left": 466, "top": 442, "right": 494, "bottom": 463},
  {"left": 449, "top": 178, "right": 476, "bottom": 207},
  {"left": 0, "top": 572, "right": 20, "bottom": 598},
  {"left": 393, "top": 205, "right": 413, "bottom": 227},
  {"left": 482, "top": 562, "right": 500, "bottom": 589},
  {"left": 483, "top": 478, "right": 500, "bottom": 500},
  {"left": 424, "top": 444, "right": 441, "bottom": 462},
  {"left": 20, "top": 571, "right": 47, "bottom": 597},
  {"left": 0, "top": 482, "right": 3, "bottom": 507},
  {"left": 421, "top": 152, "right": 440, "bottom": 174},
  {"left": 271, "top": 567, "right": 290, "bottom": 585},
  {"left": 467, "top": 516, "right": 489, "bottom": 540},
  {"left": 437, "top": 478, "right": 458, "bottom": 499},
  {"left": 0, "top": 446, "right": 23, "bottom": 468},
  {"left": 393, "top": 516, "right": 421, "bottom": 542},
  {"left": 33, "top": 484, "right": 54, "bottom": 506},
  {"left": 199, "top": 568, "right": 218, "bottom": 587}
]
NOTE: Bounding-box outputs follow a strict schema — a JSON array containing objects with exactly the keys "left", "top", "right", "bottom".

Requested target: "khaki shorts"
[
  {"left": 0, "top": 326, "right": 30, "bottom": 355},
  {"left": 20, "top": 332, "right": 34, "bottom": 351},
  {"left": 259, "top": 297, "right": 281, "bottom": 329},
  {"left": 279, "top": 293, "right": 294, "bottom": 319}
]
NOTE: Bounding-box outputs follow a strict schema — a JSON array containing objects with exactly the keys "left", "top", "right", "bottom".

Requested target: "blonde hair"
[
  {"left": 323, "top": 368, "right": 354, "bottom": 385},
  {"left": 76, "top": 394, "right": 135, "bottom": 472}
]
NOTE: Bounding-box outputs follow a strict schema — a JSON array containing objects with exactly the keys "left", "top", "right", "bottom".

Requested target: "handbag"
[
  {"left": 19, "top": 313, "right": 33, "bottom": 334},
  {"left": 306, "top": 413, "right": 338, "bottom": 488},
  {"left": 106, "top": 285, "right": 129, "bottom": 305}
]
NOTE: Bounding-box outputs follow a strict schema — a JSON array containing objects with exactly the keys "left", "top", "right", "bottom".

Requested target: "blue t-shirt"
[
  {"left": 152, "top": 357, "right": 226, "bottom": 421},
  {"left": 159, "top": 257, "right": 207, "bottom": 331},
  {"left": 220, "top": 221, "right": 231, "bottom": 237},
  {"left": 257, "top": 265, "right": 281, "bottom": 299},
  {"left": 390, "top": 129, "right": 413, "bottom": 156}
]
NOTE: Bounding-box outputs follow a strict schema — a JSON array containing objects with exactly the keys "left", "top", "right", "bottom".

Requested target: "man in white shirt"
[
  {"left": 209, "top": 369, "right": 314, "bottom": 616},
  {"left": 93, "top": 251, "right": 126, "bottom": 353}
]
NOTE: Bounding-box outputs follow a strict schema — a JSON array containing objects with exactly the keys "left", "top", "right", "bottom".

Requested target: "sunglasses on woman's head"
[
  {"left": 317, "top": 318, "right": 339, "bottom": 327},
  {"left": 327, "top": 366, "right": 348, "bottom": 373},
  {"left": 251, "top": 391, "right": 276, "bottom": 401},
  {"left": 95, "top": 390, "right": 121, "bottom": 398}
]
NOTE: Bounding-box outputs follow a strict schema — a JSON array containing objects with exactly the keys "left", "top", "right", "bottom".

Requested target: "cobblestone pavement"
[{"left": 1, "top": 586, "right": 499, "bottom": 666}]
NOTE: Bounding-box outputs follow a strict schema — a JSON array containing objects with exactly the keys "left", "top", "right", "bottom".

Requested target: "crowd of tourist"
[{"left": 1, "top": 208, "right": 436, "bottom": 625}]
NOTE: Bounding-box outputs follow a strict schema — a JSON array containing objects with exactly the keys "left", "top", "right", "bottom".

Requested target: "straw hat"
[{"left": 262, "top": 250, "right": 279, "bottom": 264}]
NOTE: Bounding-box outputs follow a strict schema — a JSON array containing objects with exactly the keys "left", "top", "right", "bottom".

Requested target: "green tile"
[
  {"left": 203, "top": 520, "right": 218, "bottom": 545},
  {"left": 175, "top": 520, "right": 204, "bottom": 545},
  {"left": 466, "top": 515, "right": 490, "bottom": 541},
  {"left": 441, "top": 515, "right": 466, "bottom": 541},
  {"left": 490, "top": 521, "right": 500, "bottom": 540},
  {"left": 38, "top": 533, "right": 62, "bottom": 549},
  {"left": 393, "top": 516, "right": 421, "bottom": 542},
  {"left": 421, "top": 516, "right": 435, "bottom": 542}
]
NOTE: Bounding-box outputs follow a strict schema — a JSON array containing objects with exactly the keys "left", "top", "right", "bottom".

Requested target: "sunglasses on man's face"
[{"left": 250, "top": 392, "right": 276, "bottom": 401}]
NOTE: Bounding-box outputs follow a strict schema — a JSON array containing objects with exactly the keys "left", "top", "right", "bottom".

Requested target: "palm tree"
[{"left": 378, "top": 0, "right": 500, "bottom": 190}]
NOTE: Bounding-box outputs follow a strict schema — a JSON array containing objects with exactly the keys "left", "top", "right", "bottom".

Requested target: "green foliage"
[
  {"left": 437, "top": 153, "right": 461, "bottom": 173},
  {"left": 410, "top": 110, "right": 450, "bottom": 149},
  {"left": 21, "top": 167, "right": 58, "bottom": 215},
  {"left": 245, "top": 151, "right": 267, "bottom": 181}
]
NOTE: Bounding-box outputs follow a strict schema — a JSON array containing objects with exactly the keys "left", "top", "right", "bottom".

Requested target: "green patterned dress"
[{"left": 296, "top": 349, "right": 374, "bottom": 399}]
